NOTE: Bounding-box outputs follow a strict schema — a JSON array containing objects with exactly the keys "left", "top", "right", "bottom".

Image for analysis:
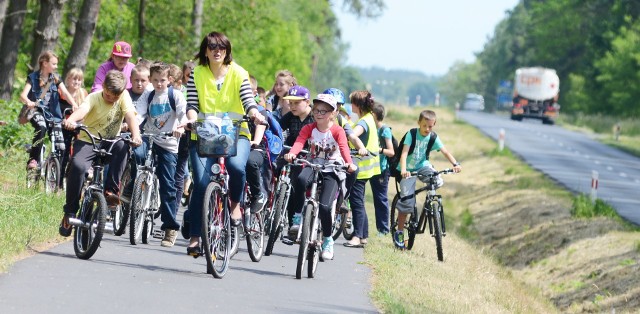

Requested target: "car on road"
[{"left": 463, "top": 93, "right": 485, "bottom": 111}]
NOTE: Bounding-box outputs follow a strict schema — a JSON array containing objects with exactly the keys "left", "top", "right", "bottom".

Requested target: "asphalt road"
[
  {"left": 0, "top": 208, "right": 377, "bottom": 313},
  {"left": 458, "top": 111, "right": 640, "bottom": 225}
]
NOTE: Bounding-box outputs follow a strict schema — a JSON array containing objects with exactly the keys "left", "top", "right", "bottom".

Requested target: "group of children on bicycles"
[{"left": 21, "top": 33, "right": 462, "bottom": 266}]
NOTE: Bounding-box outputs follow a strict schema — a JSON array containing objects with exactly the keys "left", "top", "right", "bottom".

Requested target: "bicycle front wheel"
[
  {"left": 308, "top": 206, "right": 321, "bottom": 278},
  {"left": 296, "top": 203, "right": 313, "bottom": 279},
  {"left": 202, "top": 182, "right": 231, "bottom": 279},
  {"left": 265, "top": 183, "right": 288, "bottom": 256},
  {"left": 44, "top": 157, "right": 60, "bottom": 194},
  {"left": 431, "top": 201, "right": 444, "bottom": 261},
  {"left": 73, "top": 190, "right": 107, "bottom": 260},
  {"left": 246, "top": 211, "right": 265, "bottom": 262},
  {"left": 129, "top": 174, "right": 149, "bottom": 245}
]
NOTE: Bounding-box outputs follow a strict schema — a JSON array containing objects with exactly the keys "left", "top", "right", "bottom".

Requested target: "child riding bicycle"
[
  {"left": 394, "top": 110, "right": 461, "bottom": 249},
  {"left": 284, "top": 94, "right": 357, "bottom": 260},
  {"left": 59, "top": 70, "right": 142, "bottom": 237}
]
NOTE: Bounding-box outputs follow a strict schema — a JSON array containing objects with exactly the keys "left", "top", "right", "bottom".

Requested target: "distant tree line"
[
  {"left": 440, "top": 0, "right": 640, "bottom": 117},
  {"left": 0, "top": 0, "right": 387, "bottom": 101}
]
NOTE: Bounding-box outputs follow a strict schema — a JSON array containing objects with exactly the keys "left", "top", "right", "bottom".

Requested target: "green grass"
[
  {"left": 0, "top": 149, "right": 65, "bottom": 272},
  {"left": 570, "top": 194, "right": 620, "bottom": 219}
]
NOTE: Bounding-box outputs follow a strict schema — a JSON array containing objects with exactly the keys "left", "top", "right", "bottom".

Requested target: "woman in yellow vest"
[
  {"left": 184, "top": 32, "right": 265, "bottom": 255},
  {"left": 344, "top": 90, "right": 381, "bottom": 248}
]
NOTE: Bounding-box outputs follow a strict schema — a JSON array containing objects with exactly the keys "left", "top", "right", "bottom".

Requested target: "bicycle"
[
  {"left": 390, "top": 168, "right": 454, "bottom": 261},
  {"left": 111, "top": 160, "right": 131, "bottom": 236},
  {"left": 129, "top": 131, "right": 173, "bottom": 245},
  {"left": 25, "top": 104, "right": 67, "bottom": 193},
  {"left": 189, "top": 116, "right": 249, "bottom": 278},
  {"left": 264, "top": 145, "right": 305, "bottom": 256},
  {"left": 66, "top": 124, "right": 132, "bottom": 259},
  {"left": 291, "top": 157, "right": 349, "bottom": 279}
]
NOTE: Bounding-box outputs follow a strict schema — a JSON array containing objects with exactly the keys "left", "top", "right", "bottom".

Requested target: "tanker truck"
[{"left": 510, "top": 67, "right": 560, "bottom": 125}]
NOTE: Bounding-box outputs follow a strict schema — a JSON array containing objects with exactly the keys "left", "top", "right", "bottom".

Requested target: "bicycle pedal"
[{"left": 153, "top": 229, "right": 164, "bottom": 239}]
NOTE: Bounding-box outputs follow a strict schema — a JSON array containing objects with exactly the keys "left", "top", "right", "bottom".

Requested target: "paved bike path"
[{"left": 0, "top": 216, "right": 377, "bottom": 313}]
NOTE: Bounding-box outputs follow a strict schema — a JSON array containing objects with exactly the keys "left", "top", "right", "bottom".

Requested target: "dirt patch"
[{"left": 442, "top": 143, "right": 639, "bottom": 313}]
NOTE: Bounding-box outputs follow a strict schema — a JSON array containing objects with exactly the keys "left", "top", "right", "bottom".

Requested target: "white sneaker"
[{"left": 321, "top": 236, "right": 334, "bottom": 260}]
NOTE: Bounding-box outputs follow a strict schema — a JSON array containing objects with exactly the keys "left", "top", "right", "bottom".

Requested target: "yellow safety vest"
[
  {"left": 192, "top": 62, "right": 250, "bottom": 139},
  {"left": 354, "top": 112, "right": 381, "bottom": 179}
]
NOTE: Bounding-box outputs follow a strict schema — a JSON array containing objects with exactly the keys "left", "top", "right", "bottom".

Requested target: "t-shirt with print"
[
  {"left": 378, "top": 125, "right": 392, "bottom": 171},
  {"left": 79, "top": 90, "right": 135, "bottom": 143},
  {"left": 398, "top": 130, "right": 444, "bottom": 172},
  {"left": 289, "top": 123, "right": 353, "bottom": 172},
  {"left": 128, "top": 89, "right": 145, "bottom": 126},
  {"left": 137, "top": 88, "right": 187, "bottom": 154}
]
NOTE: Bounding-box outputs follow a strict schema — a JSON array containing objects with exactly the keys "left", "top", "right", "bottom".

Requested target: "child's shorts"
[
  {"left": 416, "top": 166, "right": 444, "bottom": 189},
  {"left": 396, "top": 176, "right": 417, "bottom": 214}
]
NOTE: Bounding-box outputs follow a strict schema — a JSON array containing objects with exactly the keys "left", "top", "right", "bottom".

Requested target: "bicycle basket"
[{"left": 195, "top": 120, "right": 239, "bottom": 158}]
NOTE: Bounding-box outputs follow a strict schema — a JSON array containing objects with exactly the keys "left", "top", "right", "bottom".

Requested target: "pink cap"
[{"left": 112, "top": 41, "right": 132, "bottom": 58}]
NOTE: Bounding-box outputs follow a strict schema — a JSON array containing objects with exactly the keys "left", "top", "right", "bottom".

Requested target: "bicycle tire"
[
  {"left": 431, "top": 201, "right": 444, "bottom": 261},
  {"left": 113, "top": 202, "right": 130, "bottom": 236},
  {"left": 265, "top": 183, "right": 288, "bottom": 256},
  {"left": 73, "top": 190, "right": 107, "bottom": 260},
  {"left": 406, "top": 206, "right": 419, "bottom": 251},
  {"left": 142, "top": 219, "right": 152, "bottom": 244},
  {"left": 341, "top": 199, "right": 354, "bottom": 240},
  {"left": 129, "top": 174, "right": 149, "bottom": 245},
  {"left": 390, "top": 194, "right": 399, "bottom": 241},
  {"left": 296, "top": 203, "right": 313, "bottom": 279},
  {"left": 308, "top": 205, "right": 321, "bottom": 278},
  {"left": 44, "top": 157, "right": 60, "bottom": 194},
  {"left": 246, "top": 211, "right": 265, "bottom": 262},
  {"left": 333, "top": 211, "right": 347, "bottom": 241},
  {"left": 202, "top": 182, "right": 231, "bottom": 278}
]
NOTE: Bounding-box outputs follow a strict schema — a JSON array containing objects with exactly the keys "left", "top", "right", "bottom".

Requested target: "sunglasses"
[
  {"left": 207, "top": 42, "right": 227, "bottom": 51},
  {"left": 312, "top": 109, "right": 332, "bottom": 116}
]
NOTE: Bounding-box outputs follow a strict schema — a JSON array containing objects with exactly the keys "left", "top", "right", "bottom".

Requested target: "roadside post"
[
  {"left": 590, "top": 170, "right": 599, "bottom": 203},
  {"left": 455, "top": 102, "right": 460, "bottom": 120},
  {"left": 498, "top": 128, "right": 505, "bottom": 151}
]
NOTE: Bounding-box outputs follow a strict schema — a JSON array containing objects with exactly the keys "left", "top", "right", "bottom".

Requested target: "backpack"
[
  {"left": 388, "top": 128, "right": 437, "bottom": 179},
  {"left": 147, "top": 86, "right": 176, "bottom": 111},
  {"left": 378, "top": 125, "right": 399, "bottom": 156},
  {"left": 261, "top": 110, "right": 284, "bottom": 163}
]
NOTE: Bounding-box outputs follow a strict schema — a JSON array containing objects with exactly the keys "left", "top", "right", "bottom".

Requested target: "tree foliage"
[
  {"left": 3, "top": 0, "right": 387, "bottom": 102},
  {"left": 441, "top": 0, "right": 640, "bottom": 117}
]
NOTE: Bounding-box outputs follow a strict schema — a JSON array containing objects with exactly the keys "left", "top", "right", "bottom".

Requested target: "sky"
[{"left": 333, "top": 0, "right": 519, "bottom": 76}]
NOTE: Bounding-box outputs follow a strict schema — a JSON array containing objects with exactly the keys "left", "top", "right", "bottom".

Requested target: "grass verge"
[
  {"left": 364, "top": 105, "right": 640, "bottom": 313},
  {"left": 0, "top": 149, "right": 65, "bottom": 272}
]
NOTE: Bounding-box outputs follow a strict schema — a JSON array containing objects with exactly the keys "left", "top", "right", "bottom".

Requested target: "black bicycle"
[
  {"left": 390, "top": 169, "right": 454, "bottom": 261},
  {"left": 25, "top": 104, "right": 68, "bottom": 193},
  {"left": 66, "top": 124, "right": 132, "bottom": 259}
]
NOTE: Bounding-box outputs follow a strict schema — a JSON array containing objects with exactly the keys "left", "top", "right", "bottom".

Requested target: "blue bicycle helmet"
[{"left": 322, "top": 88, "right": 346, "bottom": 105}]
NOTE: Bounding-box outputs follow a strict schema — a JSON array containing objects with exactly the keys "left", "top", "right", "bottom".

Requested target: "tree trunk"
[
  {"left": 137, "top": 0, "right": 146, "bottom": 57},
  {"left": 192, "top": 0, "right": 203, "bottom": 46},
  {"left": 66, "top": 0, "right": 82, "bottom": 36},
  {"left": 63, "top": 0, "right": 101, "bottom": 77},
  {"left": 30, "top": 0, "right": 66, "bottom": 71},
  {"left": 0, "top": 0, "right": 28, "bottom": 100},
  {"left": 0, "top": 0, "right": 9, "bottom": 44}
]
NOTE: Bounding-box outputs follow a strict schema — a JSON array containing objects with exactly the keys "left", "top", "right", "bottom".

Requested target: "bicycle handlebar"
[
  {"left": 72, "top": 123, "right": 133, "bottom": 148},
  {"left": 408, "top": 168, "right": 455, "bottom": 177},
  {"left": 293, "top": 158, "right": 350, "bottom": 171}
]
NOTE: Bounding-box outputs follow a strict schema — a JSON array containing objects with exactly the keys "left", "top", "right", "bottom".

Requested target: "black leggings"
[{"left": 291, "top": 167, "right": 340, "bottom": 238}]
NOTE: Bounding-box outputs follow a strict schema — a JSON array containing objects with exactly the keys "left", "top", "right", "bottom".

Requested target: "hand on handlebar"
[
  {"left": 62, "top": 119, "right": 76, "bottom": 131},
  {"left": 346, "top": 163, "right": 357, "bottom": 173},
  {"left": 173, "top": 127, "right": 185, "bottom": 139},
  {"left": 284, "top": 153, "right": 296, "bottom": 163},
  {"left": 130, "top": 134, "right": 142, "bottom": 147}
]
